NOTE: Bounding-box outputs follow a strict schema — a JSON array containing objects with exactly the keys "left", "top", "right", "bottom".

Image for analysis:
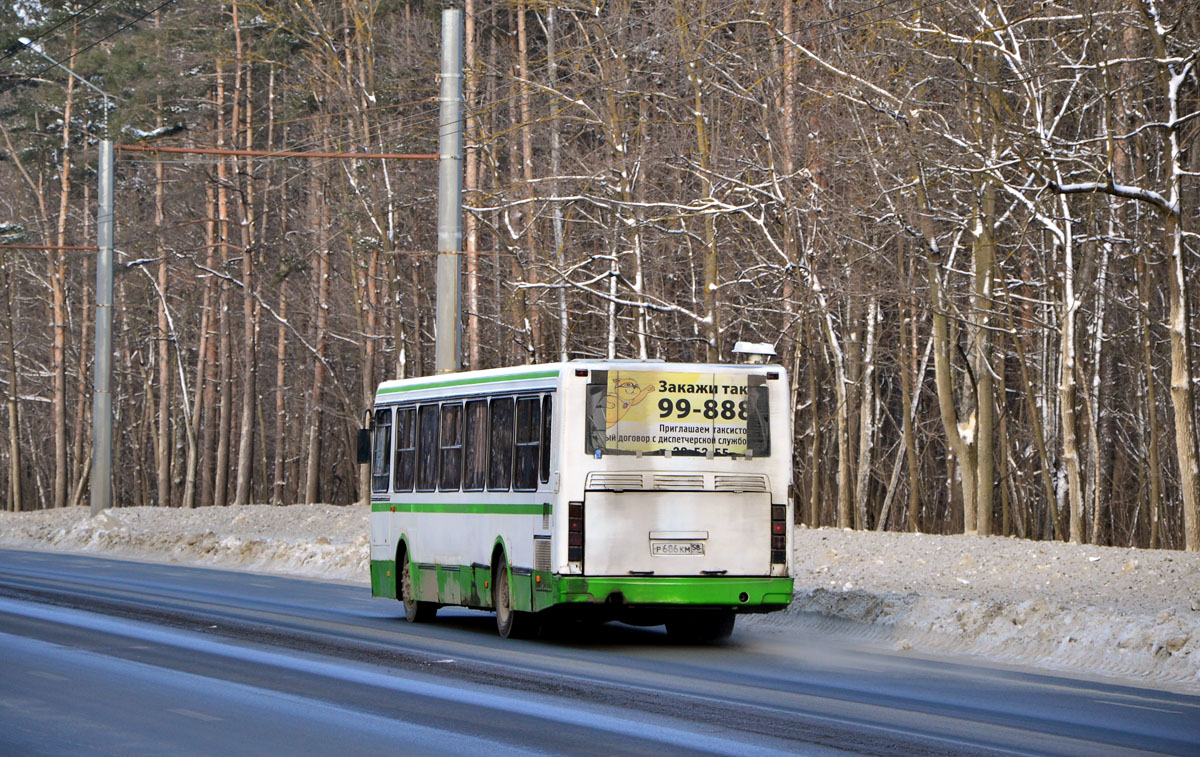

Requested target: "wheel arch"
[
  {"left": 394, "top": 533, "right": 411, "bottom": 601},
  {"left": 490, "top": 536, "right": 509, "bottom": 576},
  {"left": 394, "top": 532, "right": 411, "bottom": 566}
]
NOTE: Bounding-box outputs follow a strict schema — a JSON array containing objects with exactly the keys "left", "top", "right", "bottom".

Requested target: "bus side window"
[
  {"left": 393, "top": 407, "right": 415, "bottom": 492},
  {"left": 371, "top": 408, "right": 392, "bottom": 493},
  {"left": 514, "top": 397, "right": 540, "bottom": 492},
  {"left": 440, "top": 403, "right": 463, "bottom": 491},
  {"left": 463, "top": 399, "right": 488, "bottom": 491},
  {"left": 540, "top": 394, "right": 552, "bottom": 485},
  {"left": 416, "top": 404, "right": 440, "bottom": 492},
  {"left": 488, "top": 397, "right": 514, "bottom": 491}
]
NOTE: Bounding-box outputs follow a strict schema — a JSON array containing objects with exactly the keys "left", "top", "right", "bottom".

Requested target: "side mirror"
[{"left": 356, "top": 428, "right": 371, "bottom": 465}]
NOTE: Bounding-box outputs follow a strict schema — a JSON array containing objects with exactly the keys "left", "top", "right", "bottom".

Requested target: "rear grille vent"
[
  {"left": 586, "top": 473, "right": 645, "bottom": 491},
  {"left": 534, "top": 538, "right": 552, "bottom": 572},
  {"left": 714, "top": 474, "right": 768, "bottom": 492},
  {"left": 652, "top": 473, "right": 705, "bottom": 490},
  {"left": 586, "top": 472, "right": 769, "bottom": 492}
]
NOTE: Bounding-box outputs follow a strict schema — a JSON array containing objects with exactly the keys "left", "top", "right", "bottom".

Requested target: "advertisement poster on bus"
[{"left": 586, "top": 370, "right": 769, "bottom": 457}]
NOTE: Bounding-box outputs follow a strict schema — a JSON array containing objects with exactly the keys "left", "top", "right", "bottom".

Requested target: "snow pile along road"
[
  {"left": 751, "top": 526, "right": 1200, "bottom": 693},
  {"left": 0, "top": 505, "right": 368, "bottom": 582},
  {"left": 1, "top": 506, "right": 1197, "bottom": 692}
]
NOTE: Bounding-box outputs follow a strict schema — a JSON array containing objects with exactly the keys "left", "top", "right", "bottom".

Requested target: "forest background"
[{"left": 1, "top": 0, "right": 1198, "bottom": 552}]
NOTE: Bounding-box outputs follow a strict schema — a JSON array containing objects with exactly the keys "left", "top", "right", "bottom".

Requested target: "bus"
[{"left": 359, "top": 359, "right": 794, "bottom": 640}]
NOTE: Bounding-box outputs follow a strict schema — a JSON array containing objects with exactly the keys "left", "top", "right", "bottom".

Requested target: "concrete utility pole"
[
  {"left": 94, "top": 139, "right": 113, "bottom": 515},
  {"left": 434, "top": 5, "right": 464, "bottom": 374},
  {"left": 18, "top": 38, "right": 115, "bottom": 515}
]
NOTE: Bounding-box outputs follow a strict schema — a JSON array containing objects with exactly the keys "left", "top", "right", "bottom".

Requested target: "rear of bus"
[{"left": 552, "top": 362, "right": 793, "bottom": 640}]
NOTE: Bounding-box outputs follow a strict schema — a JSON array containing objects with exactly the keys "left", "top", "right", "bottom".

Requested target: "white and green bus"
[{"left": 360, "top": 360, "right": 794, "bottom": 640}]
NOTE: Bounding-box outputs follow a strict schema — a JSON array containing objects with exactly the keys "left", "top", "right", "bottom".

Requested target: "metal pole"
[
  {"left": 91, "top": 138, "right": 113, "bottom": 514},
  {"left": 434, "top": 5, "right": 463, "bottom": 375}
]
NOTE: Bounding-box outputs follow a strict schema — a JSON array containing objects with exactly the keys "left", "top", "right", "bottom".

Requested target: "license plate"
[{"left": 651, "top": 541, "right": 705, "bottom": 556}]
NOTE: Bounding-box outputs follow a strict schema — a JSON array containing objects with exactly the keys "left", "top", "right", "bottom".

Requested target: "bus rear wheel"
[
  {"left": 665, "top": 610, "right": 735, "bottom": 643},
  {"left": 493, "top": 555, "right": 537, "bottom": 639},
  {"left": 400, "top": 557, "right": 437, "bottom": 623}
]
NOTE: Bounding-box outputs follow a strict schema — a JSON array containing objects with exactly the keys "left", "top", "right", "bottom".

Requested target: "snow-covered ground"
[{"left": 1, "top": 504, "right": 1197, "bottom": 693}]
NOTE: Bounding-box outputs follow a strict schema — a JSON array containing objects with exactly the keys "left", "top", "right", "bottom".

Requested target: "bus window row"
[{"left": 371, "top": 394, "right": 553, "bottom": 494}]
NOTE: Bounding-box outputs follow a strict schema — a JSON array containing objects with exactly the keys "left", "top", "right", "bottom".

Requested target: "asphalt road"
[{"left": 0, "top": 548, "right": 1196, "bottom": 756}]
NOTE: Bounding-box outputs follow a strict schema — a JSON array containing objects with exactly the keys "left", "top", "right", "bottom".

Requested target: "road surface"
[{"left": 0, "top": 548, "right": 1196, "bottom": 755}]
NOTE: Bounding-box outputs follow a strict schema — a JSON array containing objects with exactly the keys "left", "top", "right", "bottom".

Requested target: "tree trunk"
[
  {"left": 972, "top": 178, "right": 996, "bottom": 537},
  {"left": 2, "top": 251, "right": 21, "bottom": 512},
  {"left": 853, "top": 298, "right": 878, "bottom": 529},
  {"left": 901, "top": 281, "right": 921, "bottom": 533},
  {"left": 51, "top": 42, "right": 78, "bottom": 509},
  {"left": 213, "top": 62, "right": 233, "bottom": 509},
  {"left": 197, "top": 180, "right": 219, "bottom": 509},
  {"left": 234, "top": 17, "right": 257, "bottom": 506},
  {"left": 305, "top": 139, "right": 331, "bottom": 505},
  {"left": 547, "top": 5, "right": 567, "bottom": 361},
  {"left": 464, "top": 0, "right": 480, "bottom": 367},
  {"left": 929, "top": 257, "right": 977, "bottom": 533},
  {"left": 1087, "top": 232, "right": 1113, "bottom": 544},
  {"left": 71, "top": 183, "right": 92, "bottom": 506},
  {"left": 272, "top": 282, "right": 289, "bottom": 505},
  {"left": 1139, "top": 253, "right": 1162, "bottom": 547},
  {"left": 1059, "top": 194, "right": 1085, "bottom": 543},
  {"left": 1164, "top": 204, "right": 1199, "bottom": 551},
  {"left": 214, "top": 295, "right": 233, "bottom": 507},
  {"left": 517, "top": 0, "right": 541, "bottom": 361},
  {"left": 807, "top": 324, "right": 821, "bottom": 527}
]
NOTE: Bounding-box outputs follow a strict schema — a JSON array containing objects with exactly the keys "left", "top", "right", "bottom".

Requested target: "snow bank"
[
  {"left": 1, "top": 507, "right": 1197, "bottom": 692},
  {"left": 0, "top": 505, "right": 368, "bottom": 582},
  {"left": 750, "top": 526, "right": 1200, "bottom": 693}
]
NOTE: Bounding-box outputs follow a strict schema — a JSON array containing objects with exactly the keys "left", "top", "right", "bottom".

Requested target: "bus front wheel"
[
  {"left": 493, "top": 555, "right": 537, "bottom": 639},
  {"left": 400, "top": 557, "right": 437, "bottom": 623},
  {"left": 665, "top": 610, "right": 735, "bottom": 643}
]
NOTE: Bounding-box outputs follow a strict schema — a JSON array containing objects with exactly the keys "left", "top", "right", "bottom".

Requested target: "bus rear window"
[{"left": 585, "top": 370, "right": 770, "bottom": 458}]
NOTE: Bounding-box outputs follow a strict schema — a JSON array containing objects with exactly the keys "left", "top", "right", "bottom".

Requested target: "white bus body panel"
[{"left": 583, "top": 490, "right": 771, "bottom": 576}]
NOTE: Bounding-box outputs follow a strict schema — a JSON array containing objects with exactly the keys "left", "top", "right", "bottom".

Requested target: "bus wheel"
[
  {"left": 400, "top": 558, "right": 437, "bottom": 623},
  {"left": 665, "top": 610, "right": 735, "bottom": 643},
  {"left": 493, "top": 555, "right": 537, "bottom": 639}
]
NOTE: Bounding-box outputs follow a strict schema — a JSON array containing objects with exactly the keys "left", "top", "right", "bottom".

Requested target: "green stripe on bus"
[
  {"left": 370, "top": 501, "right": 547, "bottom": 515},
  {"left": 367, "top": 561, "right": 794, "bottom": 611},
  {"left": 554, "top": 575, "right": 794, "bottom": 607},
  {"left": 376, "top": 369, "right": 559, "bottom": 396}
]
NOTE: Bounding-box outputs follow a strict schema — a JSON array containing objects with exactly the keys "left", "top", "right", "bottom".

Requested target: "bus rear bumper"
[{"left": 554, "top": 575, "right": 793, "bottom": 613}]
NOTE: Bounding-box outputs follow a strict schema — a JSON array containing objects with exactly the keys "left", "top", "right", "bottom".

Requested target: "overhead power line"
[
  {"left": 0, "top": 244, "right": 98, "bottom": 251},
  {"left": 0, "top": 0, "right": 111, "bottom": 66},
  {"left": 0, "top": 0, "right": 180, "bottom": 100},
  {"left": 114, "top": 144, "right": 437, "bottom": 160}
]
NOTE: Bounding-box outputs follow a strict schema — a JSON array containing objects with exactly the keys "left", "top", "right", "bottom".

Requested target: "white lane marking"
[
  {"left": 1092, "top": 699, "right": 1186, "bottom": 715},
  {"left": 28, "top": 671, "right": 69, "bottom": 681},
  {"left": 170, "top": 708, "right": 222, "bottom": 722}
]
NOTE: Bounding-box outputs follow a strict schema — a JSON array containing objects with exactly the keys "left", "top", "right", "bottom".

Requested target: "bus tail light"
[
  {"left": 770, "top": 504, "right": 787, "bottom": 565},
  {"left": 568, "top": 501, "right": 584, "bottom": 562}
]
